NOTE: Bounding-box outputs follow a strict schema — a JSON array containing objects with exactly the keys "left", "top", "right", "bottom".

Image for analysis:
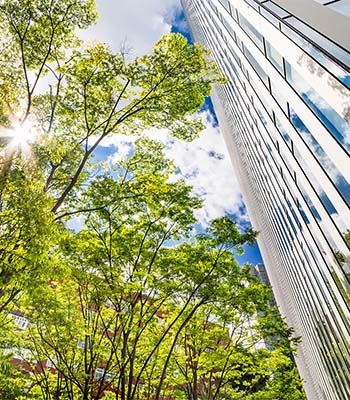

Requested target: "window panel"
[
  {"left": 244, "top": 45, "right": 268, "bottom": 86},
  {"left": 270, "top": 80, "right": 288, "bottom": 114},
  {"left": 265, "top": 40, "right": 284, "bottom": 75},
  {"left": 289, "top": 107, "right": 350, "bottom": 205},
  {"left": 287, "top": 16, "right": 350, "bottom": 68},
  {"left": 275, "top": 115, "right": 293, "bottom": 150},
  {"left": 218, "top": 0, "right": 230, "bottom": 12},
  {"left": 238, "top": 12, "right": 264, "bottom": 50},
  {"left": 263, "top": 1, "right": 290, "bottom": 18},
  {"left": 222, "top": 13, "right": 236, "bottom": 38},
  {"left": 281, "top": 24, "right": 350, "bottom": 88},
  {"left": 293, "top": 146, "right": 340, "bottom": 222},
  {"left": 260, "top": 7, "right": 280, "bottom": 27},
  {"left": 245, "top": 0, "right": 259, "bottom": 10},
  {"left": 285, "top": 61, "right": 350, "bottom": 154},
  {"left": 327, "top": 0, "right": 350, "bottom": 17}
]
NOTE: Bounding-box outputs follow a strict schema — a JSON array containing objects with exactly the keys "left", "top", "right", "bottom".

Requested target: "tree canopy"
[{"left": 0, "top": 1, "right": 305, "bottom": 399}]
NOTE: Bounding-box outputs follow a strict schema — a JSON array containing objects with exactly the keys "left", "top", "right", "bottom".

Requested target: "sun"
[
  {"left": 10, "top": 121, "right": 35, "bottom": 147},
  {"left": 0, "top": 119, "right": 38, "bottom": 166}
]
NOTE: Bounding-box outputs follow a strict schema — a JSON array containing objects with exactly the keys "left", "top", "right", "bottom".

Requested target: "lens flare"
[
  {"left": 11, "top": 122, "right": 34, "bottom": 147},
  {"left": 0, "top": 119, "right": 39, "bottom": 178}
]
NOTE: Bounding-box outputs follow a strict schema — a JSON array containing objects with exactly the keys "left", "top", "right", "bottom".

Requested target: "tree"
[
  {"left": 0, "top": 0, "right": 98, "bottom": 315},
  {"left": 0, "top": 0, "right": 223, "bottom": 316},
  {"left": 168, "top": 271, "right": 305, "bottom": 400},
  {"left": 0, "top": 139, "right": 305, "bottom": 399},
  {"left": 0, "top": 2, "right": 305, "bottom": 399}
]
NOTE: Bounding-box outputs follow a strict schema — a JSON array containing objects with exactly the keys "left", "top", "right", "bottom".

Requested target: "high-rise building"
[
  {"left": 249, "top": 263, "right": 278, "bottom": 350},
  {"left": 181, "top": 1, "right": 350, "bottom": 399},
  {"left": 250, "top": 263, "right": 277, "bottom": 307}
]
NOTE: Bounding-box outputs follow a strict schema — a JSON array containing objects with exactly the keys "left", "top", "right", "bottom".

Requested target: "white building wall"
[{"left": 182, "top": 1, "right": 350, "bottom": 399}]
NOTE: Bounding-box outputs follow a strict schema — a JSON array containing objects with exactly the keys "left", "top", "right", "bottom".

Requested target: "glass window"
[
  {"left": 222, "top": 14, "right": 235, "bottom": 38},
  {"left": 270, "top": 80, "right": 288, "bottom": 115},
  {"left": 238, "top": 12, "right": 264, "bottom": 50},
  {"left": 244, "top": 45, "right": 268, "bottom": 86},
  {"left": 230, "top": 3, "right": 238, "bottom": 21},
  {"left": 298, "top": 180, "right": 322, "bottom": 222},
  {"left": 255, "top": 102, "right": 269, "bottom": 130},
  {"left": 281, "top": 24, "right": 350, "bottom": 88},
  {"left": 289, "top": 108, "right": 350, "bottom": 205},
  {"left": 294, "top": 146, "right": 339, "bottom": 217},
  {"left": 245, "top": 0, "right": 260, "bottom": 10},
  {"left": 286, "top": 16, "right": 350, "bottom": 68},
  {"left": 265, "top": 40, "right": 284, "bottom": 75},
  {"left": 288, "top": 199, "right": 302, "bottom": 229},
  {"left": 260, "top": 7, "right": 280, "bottom": 27},
  {"left": 263, "top": 1, "right": 290, "bottom": 18},
  {"left": 209, "top": 0, "right": 218, "bottom": 15},
  {"left": 327, "top": 0, "right": 350, "bottom": 17},
  {"left": 255, "top": 84, "right": 273, "bottom": 119},
  {"left": 275, "top": 115, "right": 292, "bottom": 150},
  {"left": 236, "top": 35, "right": 244, "bottom": 51},
  {"left": 297, "top": 199, "right": 310, "bottom": 225},
  {"left": 285, "top": 61, "right": 350, "bottom": 154},
  {"left": 287, "top": 212, "right": 298, "bottom": 236},
  {"left": 218, "top": 0, "right": 231, "bottom": 12},
  {"left": 228, "top": 42, "right": 242, "bottom": 68}
]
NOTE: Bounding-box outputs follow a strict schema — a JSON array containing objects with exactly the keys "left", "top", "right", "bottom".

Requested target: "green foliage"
[{"left": 0, "top": 1, "right": 304, "bottom": 399}]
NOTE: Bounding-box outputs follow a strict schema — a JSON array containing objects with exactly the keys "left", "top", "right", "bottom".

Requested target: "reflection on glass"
[
  {"left": 238, "top": 12, "right": 264, "bottom": 50},
  {"left": 218, "top": 0, "right": 230, "bottom": 13},
  {"left": 281, "top": 24, "right": 350, "bottom": 88},
  {"left": 260, "top": 7, "right": 280, "bottom": 27},
  {"left": 270, "top": 79, "right": 288, "bottom": 114},
  {"left": 230, "top": 3, "right": 238, "bottom": 21},
  {"left": 294, "top": 146, "right": 342, "bottom": 226},
  {"left": 244, "top": 45, "right": 268, "bottom": 86},
  {"left": 245, "top": 0, "right": 259, "bottom": 11},
  {"left": 222, "top": 14, "right": 236, "bottom": 38},
  {"left": 265, "top": 40, "right": 284, "bottom": 75},
  {"left": 236, "top": 35, "right": 244, "bottom": 51},
  {"left": 285, "top": 61, "right": 350, "bottom": 154},
  {"left": 287, "top": 212, "right": 298, "bottom": 236},
  {"left": 297, "top": 198, "right": 310, "bottom": 225},
  {"left": 287, "top": 16, "right": 350, "bottom": 68},
  {"left": 254, "top": 83, "right": 273, "bottom": 118},
  {"left": 327, "top": 0, "right": 350, "bottom": 17},
  {"left": 263, "top": 1, "right": 290, "bottom": 18},
  {"left": 275, "top": 115, "right": 292, "bottom": 150},
  {"left": 298, "top": 181, "right": 322, "bottom": 223},
  {"left": 283, "top": 148, "right": 295, "bottom": 176},
  {"left": 226, "top": 41, "right": 239, "bottom": 67},
  {"left": 289, "top": 108, "right": 350, "bottom": 206}
]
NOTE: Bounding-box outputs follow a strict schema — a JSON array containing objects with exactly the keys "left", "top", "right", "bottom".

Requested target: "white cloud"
[
  {"left": 149, "top": 111, "right": 244, "bottom": 226},
  {"left": 80, "top": 0, "right": 181, "bottom": 56},
  {"left": 78, "top": 1, "right": 245, "bottom": 227},
  {"left": 105, "top": 110, "right": 244, "bottom": 227}
]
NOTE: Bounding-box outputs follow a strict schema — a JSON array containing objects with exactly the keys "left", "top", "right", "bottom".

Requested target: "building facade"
[
  {"left": 250, "top": 263, "right": 276, "bottom": 306},
  {"left": 181, "top": 1, "right": 350, "bottom": 399}
]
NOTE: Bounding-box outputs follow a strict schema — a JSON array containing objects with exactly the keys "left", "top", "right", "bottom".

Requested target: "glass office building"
[{"left": 181, "top": 1, "right": 350, "bottom": 399}]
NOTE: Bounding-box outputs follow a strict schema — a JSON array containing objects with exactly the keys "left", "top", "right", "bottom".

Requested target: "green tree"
[
  {"left": 0, "top": 2, "right": 305, "bottom": 399},
  {"left": 0, "top": 0, "right": 222, "bottom": 316},
  {"left": 4, "top": 140, "right": 304, "bottom": 399},
  {"left": 168, "top": 271, "right": 306, "bottom": 400}
]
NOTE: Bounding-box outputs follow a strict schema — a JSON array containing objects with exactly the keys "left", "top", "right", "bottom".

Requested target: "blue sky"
[
  {"left": 79, "top": 0, "right": 263, "bottom": 265},
  {"left": 172, "top": 6, "right": 263, "bottom": 265}
]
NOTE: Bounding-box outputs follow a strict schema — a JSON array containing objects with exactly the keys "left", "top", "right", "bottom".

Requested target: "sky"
[{"left": 79, "top": 0, "right": 263, "bottom": 265}]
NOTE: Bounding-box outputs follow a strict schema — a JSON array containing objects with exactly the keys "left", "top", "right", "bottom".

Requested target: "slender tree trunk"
[
  {"left": 154, "top": 301, "right": 204, "bottom": 400},
  {"left": 193, "top": 366, "right": 198, "bottom": 400}
]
